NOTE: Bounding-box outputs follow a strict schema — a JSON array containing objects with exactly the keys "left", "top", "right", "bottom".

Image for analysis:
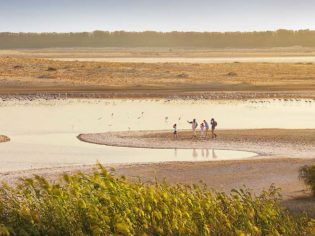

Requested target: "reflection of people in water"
[
  {"left": 212, "top": 149, "right": 217, "bottom": 159},
  {"left": 200, "top": 123, "right": 205, "bottom": 137},
  {"left": 206, "top": 149, "right": 209, "bottom": 158},
  {"left": 192, "top": 148, "right": 198, "bottom": 158},
  {"left": 174, "top": 148, "right": 177, "bottom": 157}
]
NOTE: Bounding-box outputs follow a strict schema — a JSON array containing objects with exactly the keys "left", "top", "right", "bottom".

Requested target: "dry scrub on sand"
[
  {"left": 1, "top": 57, "right": 315, "bottom": 98},
  {"left": 0, "top": 135, "right": 9, "bottom": 143},
  {"left": 78, "top": 129, "right": 315, "bottom": 158}
]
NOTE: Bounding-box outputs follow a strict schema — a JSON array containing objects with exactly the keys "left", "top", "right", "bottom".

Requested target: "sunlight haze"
[{"left": 1, "top": 0, "right": 315, "bottom": 32}]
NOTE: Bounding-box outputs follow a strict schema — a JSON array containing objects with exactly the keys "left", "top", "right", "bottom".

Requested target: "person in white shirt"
[
  {"left": 200, "top": 122, "right": 205, "bottom": 137},
  {"left": 187, "top": 119, "right": 198, "bottom": 137}
]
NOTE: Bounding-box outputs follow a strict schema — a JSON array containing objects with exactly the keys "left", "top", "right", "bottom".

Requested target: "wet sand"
[
  {"left": 0, "top": 135, "right": 9, "bottom": 143},
  {"left": 78, "top": 129, "right": 315, "bottom": 158}
]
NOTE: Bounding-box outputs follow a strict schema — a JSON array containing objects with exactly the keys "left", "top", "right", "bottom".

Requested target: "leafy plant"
[
  {"left": 0, "top": 164, "right": 313, "bottom": 235},
  {"left": 299, "top": 165, "right": 315, "bottom": 196}
]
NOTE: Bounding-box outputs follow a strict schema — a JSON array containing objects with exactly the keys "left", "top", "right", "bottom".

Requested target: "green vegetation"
[
  {"left": 300, "top": 165, "right": 315, "bottom": 196},
  {"left": 1, "top": 29, "right": 315, "bottom": 49},
  {"left": 0, "top": 165, "right": 314, "bottom": 235}
]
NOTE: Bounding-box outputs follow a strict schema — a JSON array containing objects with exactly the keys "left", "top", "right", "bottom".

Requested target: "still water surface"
[{"left": 0, "top": 99, "right": 314, "bottom": 171}]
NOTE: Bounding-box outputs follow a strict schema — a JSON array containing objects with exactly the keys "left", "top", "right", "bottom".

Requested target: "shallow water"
[
  {"left": 0, "top": 98, "right": 314, "bottom": 172},
  {"left": 0, "top": 133, "right": 255, "bottom": 172}
]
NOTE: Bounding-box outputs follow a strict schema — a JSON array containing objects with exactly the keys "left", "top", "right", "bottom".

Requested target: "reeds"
[
  {"left": 300, "top": 165, "right": 315, "bottom": 196},
  {"left": 0, "top": 164, "right": 313, "bottom": 235}
]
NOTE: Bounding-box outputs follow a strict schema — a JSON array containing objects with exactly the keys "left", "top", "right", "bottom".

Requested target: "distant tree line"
[{"left": 1, "top": 30, "right": 315, "bottom": 48}]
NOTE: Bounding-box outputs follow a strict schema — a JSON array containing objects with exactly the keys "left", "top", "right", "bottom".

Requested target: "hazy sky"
[{"left": 1, "top": 0, "right": 315, "bottom": 32}]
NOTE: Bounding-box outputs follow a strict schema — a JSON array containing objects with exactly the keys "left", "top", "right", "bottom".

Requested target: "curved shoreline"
[
  {"left": 0, "top": 135, "right": 10, "bottom": 143},
  {"left": 77, "top": 132, "right": 262, "bottom": 157},
  {"left": 78, "top": 129, "right": 315, "bottom": 159}
]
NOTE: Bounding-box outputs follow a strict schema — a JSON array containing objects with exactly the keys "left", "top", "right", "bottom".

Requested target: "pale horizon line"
[{"left": 1, "top": 28, "right": 315, "bottom": 34}]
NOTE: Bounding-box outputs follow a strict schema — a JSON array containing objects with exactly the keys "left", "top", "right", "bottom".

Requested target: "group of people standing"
[{"left": 173, "top": 118, "right": 217, "bottom": 139}]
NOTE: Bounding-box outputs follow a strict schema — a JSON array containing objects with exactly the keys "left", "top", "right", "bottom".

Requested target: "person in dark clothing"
[
  {"left": 210, "top": 118, "right": 217, "bottom": 139},
  {"left": 173, "top": 123, "right": 177, "bottom": 139}
]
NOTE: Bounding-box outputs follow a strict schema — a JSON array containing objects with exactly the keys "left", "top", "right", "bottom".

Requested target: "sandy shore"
[
  {"left": 0, "top": 158, "right": 314, "bottom": 215},
  {"left": 0, "top": 158, "right": 310, "bottom": 195},
  {"left": 0, "top": 158, "right": 310, "bottom": 194},
  {"left": 78, "top": 129, "right": 315, "bottom": 158},
  {"left": 0, "top": 135, "right": 9, "bottom": 143}
]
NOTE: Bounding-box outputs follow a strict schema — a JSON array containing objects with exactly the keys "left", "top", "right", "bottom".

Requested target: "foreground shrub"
[
  {"left": 300, "top": 165, "right": 315, "bottom": 196},
  {"left": 0, "top": 164, "right": 313, "bottom": 236}
]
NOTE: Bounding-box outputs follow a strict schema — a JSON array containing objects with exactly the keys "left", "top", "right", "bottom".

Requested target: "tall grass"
[
  {"left": 300, "top": 165, "right": 315, "bottom": 196},
  {"left": 0, "top": 164, "right": 314, "bottom": 235}
]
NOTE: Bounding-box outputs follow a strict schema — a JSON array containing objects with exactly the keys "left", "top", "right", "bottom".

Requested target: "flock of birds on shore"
[
  {"left": 1, "top": 95, "right": 314, "bottom": 133},
  {"left": 0, "top": 92, "right": 315, "bottom": 103},
  {"left": 0, "top": 94, "right": 313, "bottom": 129},
  {"left": 99, "top": 111, "right": 177, "bottom": 128}
]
